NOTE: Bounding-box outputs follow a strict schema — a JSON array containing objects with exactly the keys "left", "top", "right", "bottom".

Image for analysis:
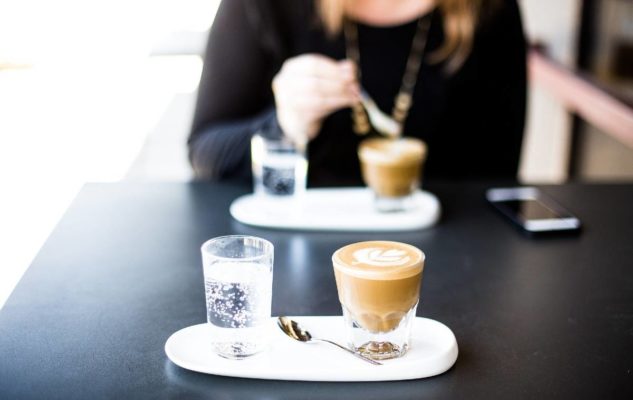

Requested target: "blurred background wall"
[
  {"left": 573, "top": 0, "right": 633, "bottom": 180},
  {"left": 0, "top": 0, "right": 218, "bottom": 307},
  {"left": 0, "top": 0, "right": 631, "bottom": 307},
  {"left": 519, "top": 0, "right": 582, "bottom": 183},
  {"left": 519, "top": 0, "right": 633, "bottom": 183}
]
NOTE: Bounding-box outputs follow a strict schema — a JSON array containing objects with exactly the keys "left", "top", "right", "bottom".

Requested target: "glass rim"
[{"left": 201, "top": 235, "right": 274, "bottom": 263}]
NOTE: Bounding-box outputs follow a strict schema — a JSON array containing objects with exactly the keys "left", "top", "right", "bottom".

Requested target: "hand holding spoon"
[{"left": 277, "top": 317, "right": 382, "bottom": 366}]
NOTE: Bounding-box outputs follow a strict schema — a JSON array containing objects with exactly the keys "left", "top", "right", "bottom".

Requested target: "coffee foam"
[
  {"left": 358, "top": 138, "right": 427, "bottom": 166},
  {"left": 333, "top": 241, "right": 424, "bottom": 280},
  {"left": 352, "top": 247, "right": 411, "bottom": 267}
]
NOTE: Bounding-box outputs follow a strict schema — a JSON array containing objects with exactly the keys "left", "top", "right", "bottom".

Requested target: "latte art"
[
  {"left": 352, "top": 248, "right": 411, "bottom": 267},
  {"left": 333, "top": 241, "right": 423, "bottom": 280}
]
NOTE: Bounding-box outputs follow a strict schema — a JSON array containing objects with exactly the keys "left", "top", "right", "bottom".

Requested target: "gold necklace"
[{"left": 344, "top": 16, "right": 432, "bottom": 135}]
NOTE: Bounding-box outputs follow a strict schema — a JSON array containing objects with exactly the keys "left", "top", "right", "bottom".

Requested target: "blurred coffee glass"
[{"left": 358, "top": 137, "right": 427, "bottom": 212}]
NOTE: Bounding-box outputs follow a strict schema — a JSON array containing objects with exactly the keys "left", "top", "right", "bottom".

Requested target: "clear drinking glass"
[
  {"left": 332, "top": 241, "right": 425, "bottom": 360},
  {"left": 251, "top": 132, "right": 308, "bottom": 197},
  {"left": 201, "top": 235, "right": 274, "bottom": 359}
]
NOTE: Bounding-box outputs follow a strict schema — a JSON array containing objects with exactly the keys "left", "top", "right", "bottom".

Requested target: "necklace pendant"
[
  {"left": 352, "top": 104, "right": 370, "bottom": 135},
  {"left": 353, "top": 124, "right": 370, "bottom": 135},
  {"left": 394, "top": 93, "right": 412, "bottom": 111},
  {"left": 392, "top": 93, "right": 413, "bottom": 124}
]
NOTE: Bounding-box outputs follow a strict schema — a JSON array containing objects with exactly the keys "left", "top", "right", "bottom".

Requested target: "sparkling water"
[
  {"left": 204, "top": 263, "right": 273, "bottom": 358},
  {"left": 253, "top": 153, "right": 307, "bottom": 196}
]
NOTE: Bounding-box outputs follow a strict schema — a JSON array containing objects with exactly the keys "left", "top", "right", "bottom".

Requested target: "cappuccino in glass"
[
  {"left": 358, "top": 138, "right": 427, "bottom": 212},
  {"left": 332, "top": 241, "right": 425, "bottom": 360}
]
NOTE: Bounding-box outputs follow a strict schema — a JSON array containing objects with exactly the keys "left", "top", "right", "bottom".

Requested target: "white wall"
[
  {"left": 0, "top": 0, "right": 215, "bottom": 309},
  {"left": 518, "top": 0, "right": 583, "bottom": 183}
]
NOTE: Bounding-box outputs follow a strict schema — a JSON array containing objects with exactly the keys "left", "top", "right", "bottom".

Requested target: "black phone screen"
[{"left": 497, "top": 199, "right": 563, "bottom": 221}]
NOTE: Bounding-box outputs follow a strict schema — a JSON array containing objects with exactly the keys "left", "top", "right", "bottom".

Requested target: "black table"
[{"left": 1, "top": 182, "right": 632, "bottom": 399}]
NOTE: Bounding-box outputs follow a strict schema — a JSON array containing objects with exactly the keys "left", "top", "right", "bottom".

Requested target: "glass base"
[
  {"left": 357, "top": 340, "right": 408, "bottom": 360},
  {"left": 207, "top": 321, "right": 271, "bottom": 360},
  {"left": 374, "top": 194, "right": 416, "bottom": 213},
  {"left": 342, "top": 303, "right": 418, "bottom": 360},
  {"left": 212, "top": 341, "right": 266, "bottom": 360}
]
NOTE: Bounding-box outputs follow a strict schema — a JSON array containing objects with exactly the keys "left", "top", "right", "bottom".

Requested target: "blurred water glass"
[{"left": 251, "top": 132, "right": 307, "bottom": 197}]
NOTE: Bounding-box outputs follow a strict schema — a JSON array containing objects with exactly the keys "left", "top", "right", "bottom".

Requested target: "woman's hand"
[{"left": 272, "top": 54, "right": 360, "bottom": 146}]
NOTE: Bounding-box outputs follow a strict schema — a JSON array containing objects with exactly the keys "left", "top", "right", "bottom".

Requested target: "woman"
[{"left": 189, "top": 0, "right": 526, "bottom": 185}]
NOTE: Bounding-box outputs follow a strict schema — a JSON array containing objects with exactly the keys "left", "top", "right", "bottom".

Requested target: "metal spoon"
[
  {"left": 277, "top": 316, "right": 382, "bottom": 365},
  {"left": 359, "top": 89, "right": 402, "bottom": 138}
]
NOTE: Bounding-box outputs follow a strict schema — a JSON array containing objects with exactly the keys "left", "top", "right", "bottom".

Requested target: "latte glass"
[
  {"left": 358, "top": 137, "right": 427, "bottom": 212},
  {"left": 332, "top": 241, "right": 425, "bottom": 360}
]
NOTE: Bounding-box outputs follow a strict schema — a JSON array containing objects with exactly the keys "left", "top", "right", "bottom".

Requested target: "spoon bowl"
[
  {"left": 277, "top": 316, "right": 382, "bottom": 365},
  {"left": 278, "top": 316, "right": 312, "bottom": 342},
  {"left": 359, "top": 89, "right": 402, "bottom": 138}
]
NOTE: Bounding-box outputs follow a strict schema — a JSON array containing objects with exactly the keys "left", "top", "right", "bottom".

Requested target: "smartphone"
[{"left": 486, "top": 187, "right": 581, "bottom": 234}]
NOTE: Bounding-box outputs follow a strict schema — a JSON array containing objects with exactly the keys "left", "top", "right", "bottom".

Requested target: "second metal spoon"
[{"left": 277, "top": 316, "right": 382, "bottom": 366}]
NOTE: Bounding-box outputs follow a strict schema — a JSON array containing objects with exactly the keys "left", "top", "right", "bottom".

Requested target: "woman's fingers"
[
  {"left": 290, "top": 92, "right": 358, "bottom": 116},
  {"left": 277, "top": 77, "right": 358, "bottom": 109},
  {"left": 275, "top": 59, "right": 359, "bottom": 101},
  {"left": 292, "top": 76, "right": 358, "bottom": 99},
  {"left": 282, "top": 54, "right": 356, "bottom": 82},
  {"left": 273, "top": 54, "right": 360, "bottom": 142}
]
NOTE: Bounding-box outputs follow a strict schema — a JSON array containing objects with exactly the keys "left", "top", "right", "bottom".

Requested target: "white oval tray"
[
  {"left": 230, "top": 188, "right": 441, "bottom": 231},
  {"left": 165, "top": 316, "right": 458, "bottom": 382}
]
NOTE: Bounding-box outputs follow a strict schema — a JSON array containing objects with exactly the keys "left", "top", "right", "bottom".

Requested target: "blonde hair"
[{"left": 317, "top": 0, "right": 486, "bottom": 72}]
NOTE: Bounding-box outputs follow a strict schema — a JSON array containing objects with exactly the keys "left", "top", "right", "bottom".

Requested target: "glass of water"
[
  {"left": 251, "top": 132, "right": 308, "bottom": 197},
  {"left": 201, "top": 235, "right": 274, "bottom": 359}
]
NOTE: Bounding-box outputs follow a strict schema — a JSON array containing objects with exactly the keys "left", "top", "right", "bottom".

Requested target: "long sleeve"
[{"left": 188, "top": 0, "right": 280, "bottom": 182}]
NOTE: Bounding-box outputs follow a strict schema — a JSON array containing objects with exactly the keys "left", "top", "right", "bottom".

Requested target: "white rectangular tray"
[
  {"left": 165, "top": 316, "right": 458, "bottom": 382},
  {"left": 229, "top": 188, "right": 441, "bottom": 231}
]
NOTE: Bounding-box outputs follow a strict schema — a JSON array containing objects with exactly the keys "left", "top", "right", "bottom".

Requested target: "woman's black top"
[{"left": 189, "top": 0, "right": 527, "bottom": 185}]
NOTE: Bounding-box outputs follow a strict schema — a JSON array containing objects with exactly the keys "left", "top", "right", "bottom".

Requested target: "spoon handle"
[{"left": 314, "top": 338, "right": 382, "bottom": 366}]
